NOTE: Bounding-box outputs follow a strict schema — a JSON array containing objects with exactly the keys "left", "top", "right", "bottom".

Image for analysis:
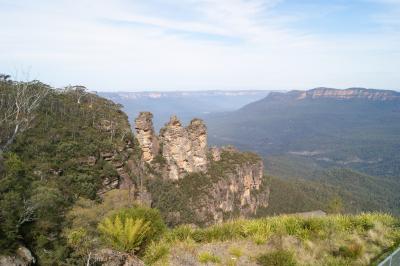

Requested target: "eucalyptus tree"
[{"left": 0, "top": 77, "right": 50, "bottom": 152}]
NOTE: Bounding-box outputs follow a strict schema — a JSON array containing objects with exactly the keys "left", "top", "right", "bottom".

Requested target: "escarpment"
[
  {"left": 303, "top": 87, "right": 400, "bottom": 100},
  {"left": 188, "top": 147, "right": 269, "bottom": 224},
  {"left": 133, "top": 112, "right": 269, "bottom": 225},
  {"left": 266, "top": 87, "right": 400, "bottom": 102}
]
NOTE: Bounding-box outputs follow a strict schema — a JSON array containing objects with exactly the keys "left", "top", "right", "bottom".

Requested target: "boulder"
[{"left": 0, "top": 246, "right": 35, "bottom": 266}]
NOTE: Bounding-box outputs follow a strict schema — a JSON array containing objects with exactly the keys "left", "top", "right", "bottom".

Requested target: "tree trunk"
[
  {"left": 86, "top": 252, "right": 91, "bottom": 266},
  {"left": 2, "top": 123, "right": 19, "bottom": 151}
]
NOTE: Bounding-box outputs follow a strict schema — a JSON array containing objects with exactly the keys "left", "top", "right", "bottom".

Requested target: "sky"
[{"left": 0, "top": 0, "right": 399, "bottom": 91}]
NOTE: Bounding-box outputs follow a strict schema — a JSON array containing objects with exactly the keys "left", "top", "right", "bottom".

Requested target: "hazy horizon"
[{"left": 99, "top": 87, "right": 400, "bottom": 93}]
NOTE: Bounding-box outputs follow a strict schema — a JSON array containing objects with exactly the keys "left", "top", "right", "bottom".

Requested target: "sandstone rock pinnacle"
[
  {"left": 134, "top": 113, "right": 208, "bottom": 180},
  {"left": 159, "top": 116, "right": 208, "bottom": 180},
  {"left": 134, "top": 112, "right": 159, "bottom": 163}
]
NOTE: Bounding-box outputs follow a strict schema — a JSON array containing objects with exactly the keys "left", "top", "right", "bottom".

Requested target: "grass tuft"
[
  {"left": 198, "top": 252, "right": 221, "bottom": 264},
  {"left": 256, "top": 250, "right": 297, "bottom": 266}
]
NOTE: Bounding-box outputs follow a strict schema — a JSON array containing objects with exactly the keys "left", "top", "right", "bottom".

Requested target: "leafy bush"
[
  {"left": 198, "top": 252, "right": 221, "bottom": 264},
  {"left": 98, "top": 216, "right": 150, "bottom": 253},
  {"left": 256, "top": 250, "right": 297, "bottom": 266}
]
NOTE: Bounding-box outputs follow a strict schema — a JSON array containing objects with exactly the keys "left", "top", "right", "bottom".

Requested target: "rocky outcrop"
[
  {"left": 0, "top": 246, "right": 35, "bottom": 266},
  {"left": 134, "top": 114, "right": 208, "bottom": 180},
  {"left": 187, "top": 119, "right": 208, "bottom": 172},
  {"left": 159, "top": 116, "right": 208, "bottom": 180},
  {"left": 94, "top": 115, "right": 144, "bottom": 196},
  {"left": 96, "top": 140, "right": 136, "bottom": 195},
  {"left": 91, "top": 249, "right": 145, "bottom": 266},
  {"left": 210, "top": 146, "right": 221, "bottom": 161},
  {"left": 134, "top": 112, "right": 159, "bottom": 163}
]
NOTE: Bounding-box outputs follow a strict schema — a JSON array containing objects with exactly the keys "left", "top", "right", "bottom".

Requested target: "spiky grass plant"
[{"left": 98, "top": 215, "right": 150, "bottom": 253}]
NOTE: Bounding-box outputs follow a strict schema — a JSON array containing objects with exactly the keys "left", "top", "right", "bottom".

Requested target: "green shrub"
[
  {"left": 98, "top": 216, "right": 150, "bottom": 253},
  {"left": 256, "top": 250, "right": 297, "bottom": 266},
  {"left": 198, "top": 252, "right": 221, "bottom": 264}
]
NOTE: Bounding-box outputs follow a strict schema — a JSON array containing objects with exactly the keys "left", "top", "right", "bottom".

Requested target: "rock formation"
[
  {"left": 133, "top": 113, "right": 269, "bottom": 224},
  {"left": 94, "top": 115, "right": 143, "bottom": 197},
  {"left": 91, "top": 249, "right": 145, "bottom": 266},
  {"left": 134, "top": 112, "right": 159, "bottom": 163},
  {"left": 159, "top": 116, "right": 208, "bottom": 180},
  {"left": 187, "top": 118, "right": 208, "bottom": 172}
]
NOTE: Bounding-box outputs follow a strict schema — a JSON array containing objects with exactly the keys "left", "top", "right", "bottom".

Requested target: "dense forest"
[{"left": 0, "top": 77, "right": 144, "bottom": 264}]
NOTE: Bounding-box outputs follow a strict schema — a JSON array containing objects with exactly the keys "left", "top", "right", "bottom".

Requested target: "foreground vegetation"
[
  {"left": 143, "top": 213, "right": 400, "bottom": 265},
  {"left": 0, "top": 78, "right": 139, "bottom": 264}
]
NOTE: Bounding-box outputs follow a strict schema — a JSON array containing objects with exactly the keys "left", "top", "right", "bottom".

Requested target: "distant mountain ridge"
[
  {"left": 204, "top": 87, "right": 400, "bottom": 215},
  {"left": 100, "top": 90, "right": 272, "bottom": 130},
  {"left": 206, "top": 87, "right": 400, "bottom": 176},
  {"left": 264, "top": 87, "right": 400, "bottom": 102},
  {"left": 101, "top": 90, "right": 272, "bottom": 99}
]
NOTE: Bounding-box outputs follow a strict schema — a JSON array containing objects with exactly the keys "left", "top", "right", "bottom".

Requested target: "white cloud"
[{"left": 0, "top": 0, "right": 399, "bottom": 91}]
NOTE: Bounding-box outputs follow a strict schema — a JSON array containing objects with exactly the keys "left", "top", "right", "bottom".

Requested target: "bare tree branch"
[
  {"left": 17, "top": 199, "right": 37, "bottom": 228},
  {"left": 0, "top": 79, "right": 50, "bottom": 152}
]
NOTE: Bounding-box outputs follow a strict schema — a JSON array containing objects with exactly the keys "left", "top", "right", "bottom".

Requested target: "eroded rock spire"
[
  {"left": 134, "top": 112, "right": 159, "bottom": 163},
  {"left": 159, "top": 115, "right": 208, "bottom": 180}
]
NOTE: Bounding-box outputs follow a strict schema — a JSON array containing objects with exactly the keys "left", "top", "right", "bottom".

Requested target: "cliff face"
[
  {"left": 267, "top": 88, "right": 400, "bottom": 102},
  {"left": 95, "top": 114, "right": 139, "bottom": 195},
  {"left": 134, "top": 113, "right": 270, "bottom": 225},
  {"left": 195, "top": 148, "right": 269, "bottom": 224},
  {"left": 301, "top": 88, "right": 400, "bottom": 101}
]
